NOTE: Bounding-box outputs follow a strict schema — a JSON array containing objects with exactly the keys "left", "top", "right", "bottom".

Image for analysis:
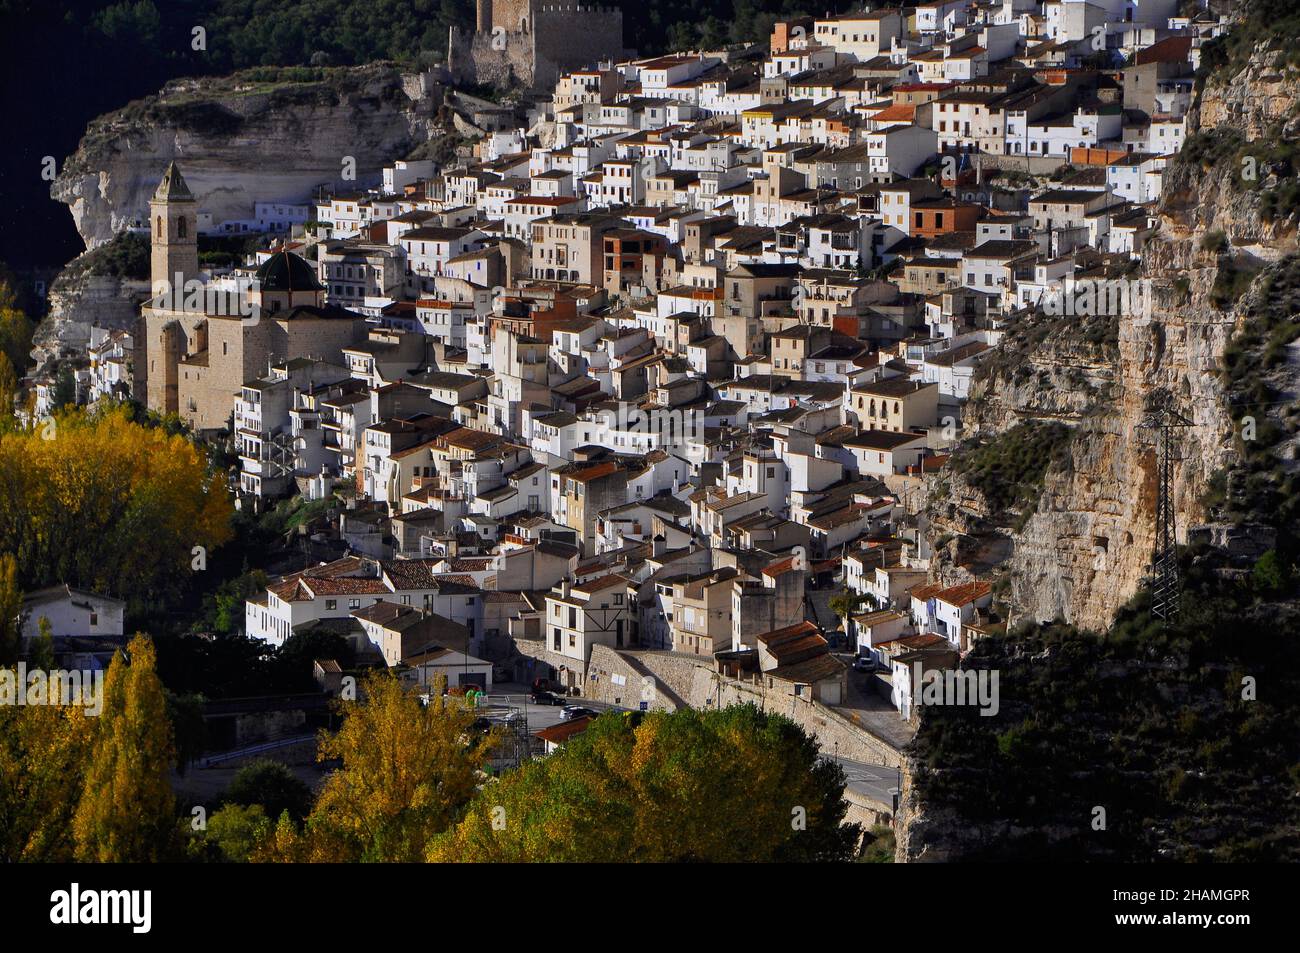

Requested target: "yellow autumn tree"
[
  {"left": 0, "top": 553, "right": 20, "bottom": 664},
  {"left": 0, "top": 696, "right": 95, "bottom": 862},
  {"left": 0, "top": 279, "right": 34, "bottom": 376},
  {"left": 73, "top": 634, "right": 179, "bottom": 862},
  {"left": 261, "top": 672, "right": 497, "bottom": 862},
  {"left": 0, "top": 404, "right": 232, "bottom": 602},
  {"left": 0, "top": 352, "right": 17, "bottom": 421}
]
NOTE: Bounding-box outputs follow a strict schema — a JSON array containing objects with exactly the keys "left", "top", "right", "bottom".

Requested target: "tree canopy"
[
  {"left": 0, "top": 404, "right": 233, "bottom": 604},
  {"left": 429, "top": 705, "right": 859, "bottom": 862},
  {"left": 258, "top": 672, "right": 496, "bottom": 862}
]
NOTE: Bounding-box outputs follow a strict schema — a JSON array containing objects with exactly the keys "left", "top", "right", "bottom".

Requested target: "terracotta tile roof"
[
  {"left": 573, "top": 574, "right": 627, "bottom": 595},
  {"left": 535, "top": 715, "right": 595, "bottom": 744},
  {"left": 935, "top": 580, "right": 992, "bottom": 608}
]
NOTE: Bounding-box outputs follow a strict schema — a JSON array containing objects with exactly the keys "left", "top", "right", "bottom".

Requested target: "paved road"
[
  {"left": 829, "top": 652, "right": 917, "bottom": 749},
  {"left": 823, "top": 754, "right": 901, "bottom": 808},
  {"left": 473, "top": 683, "right": 626, "bottom": 733}
]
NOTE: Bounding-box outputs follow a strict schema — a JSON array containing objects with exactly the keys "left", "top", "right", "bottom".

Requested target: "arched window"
[
  {"left": 156, "top": 216, "right": 163, "bottom": 238},
  {"left": 869, "top": 399, "right": 876, "bottom": 417},
  {"left": 177, "top": 216, "right": 187, "bottom": 239}
]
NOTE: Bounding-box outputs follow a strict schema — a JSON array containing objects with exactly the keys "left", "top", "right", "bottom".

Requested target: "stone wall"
[
  {"left": 576, "top": 644, "right": 905, "bottom": 767},
  {"left": 586, "top": 644, "right": 681, "bottom": 710},
  {"left": 448, "top": 5, "right": 625, "bottom": 91}
]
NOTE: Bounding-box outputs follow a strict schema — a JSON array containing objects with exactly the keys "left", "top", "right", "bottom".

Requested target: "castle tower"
[{"left": 149, "top": 161, "right": 198, "bottom": 298}]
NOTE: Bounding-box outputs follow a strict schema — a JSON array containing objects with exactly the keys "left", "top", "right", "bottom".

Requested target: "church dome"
[{"left": 254, "top": 249, "right": 324, "bottom": 293}]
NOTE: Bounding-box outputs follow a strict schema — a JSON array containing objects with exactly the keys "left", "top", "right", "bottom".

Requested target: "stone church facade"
[{"left": 138, "top": 163, "right": 369, "bottom": 434}]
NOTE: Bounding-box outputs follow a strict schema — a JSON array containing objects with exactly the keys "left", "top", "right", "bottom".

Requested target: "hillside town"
[{"left": 24, "top": 1, "right": 1232, "bottom": 801}]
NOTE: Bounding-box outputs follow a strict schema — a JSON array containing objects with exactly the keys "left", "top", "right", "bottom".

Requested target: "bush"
[
  {"left": 950, "top": 421, "right": 1074, "bottom": 517},
  {"left": 224, "top": 760, "right": 313, "bottom": 824}
]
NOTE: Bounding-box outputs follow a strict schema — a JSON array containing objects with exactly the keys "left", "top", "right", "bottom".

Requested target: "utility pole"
[{"left": 1139, "top": 390, "right": 1192, "bottom": 626}]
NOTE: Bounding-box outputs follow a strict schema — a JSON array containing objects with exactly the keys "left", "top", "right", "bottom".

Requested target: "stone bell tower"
[{"left": 148, "top": 161, "right": 198, "bottom": 298}]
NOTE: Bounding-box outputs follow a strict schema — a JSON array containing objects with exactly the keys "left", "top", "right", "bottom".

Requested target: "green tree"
[
  {"left": 29, "top": 616, "right": 55, "bottom": 671},
  {"left": 224, "top": 759, "right": 313, "bottom": 823},
  {"left": 429, "top": 705, "right": 860, "bottom": 862},
  {"left": 73, "top": 634, "right": 179, "bottom": 861},
  {"left": 1251, "top": 549, "right": 1290, "bottom": 594},
  {"left": 50, "top": 366, "right": 77, "bottom": 410},
  {"left": 187, "top": 803, "right": 272, "bottom": 863},
  {"left": 166, "top": 689, "right": 208, "bottom": 773}
]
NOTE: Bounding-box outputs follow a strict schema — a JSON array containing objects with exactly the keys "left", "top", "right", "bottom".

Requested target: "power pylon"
[{"left": 1139, "top": 390, "right": 1192, "bottom": 625}]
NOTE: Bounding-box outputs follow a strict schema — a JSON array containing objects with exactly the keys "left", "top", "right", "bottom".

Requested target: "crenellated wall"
[{"left": 449, "top": 2, "right": 625, "bottom": 91}]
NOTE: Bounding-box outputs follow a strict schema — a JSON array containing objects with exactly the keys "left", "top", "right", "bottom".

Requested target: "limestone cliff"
[
  {"left": 34, "top": 265, "right": 149, "bottom": 371},
  {"left": 928, "top": 39, "right": 1300, "bottom": 631},
  {"left": 52, "top": 63, "right": 449, "bottom": 249}
]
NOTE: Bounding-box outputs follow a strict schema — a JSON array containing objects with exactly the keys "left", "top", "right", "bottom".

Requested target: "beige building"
[
  {"left": 849, "top": 378, "right": 939, "bottom": 432},
  {"left": 140, "top": 163, "right": 369, "bottom": 432}
]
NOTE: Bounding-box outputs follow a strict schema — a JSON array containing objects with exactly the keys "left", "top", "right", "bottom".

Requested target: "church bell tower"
[{"left": 149, "top": 161, "right": 198, "bottom": 299}]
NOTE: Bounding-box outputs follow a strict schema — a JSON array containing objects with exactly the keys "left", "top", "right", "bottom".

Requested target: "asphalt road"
[
  {"left": 823, "top": 754, "right": 901, "bottom": 808},
  {"left": 473, "top": 683, "right": 626, "bottom": 733}
]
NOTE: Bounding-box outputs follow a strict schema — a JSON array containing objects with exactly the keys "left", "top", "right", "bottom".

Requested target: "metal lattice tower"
[{"left": 1140, "top": 391, "right": 1192, "bottom": 624}]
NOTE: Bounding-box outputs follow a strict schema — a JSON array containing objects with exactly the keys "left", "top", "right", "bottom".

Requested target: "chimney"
[
  {"left": 651, "top": 534, "right": 665, "bottom": 558},
  {"left": 561, "top": 578, "right": 571, "bottom": 597}
]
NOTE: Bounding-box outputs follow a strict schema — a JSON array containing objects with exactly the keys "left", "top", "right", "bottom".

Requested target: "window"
[
  {"left": 89, "top": 612, "right": 98, "bottom": 626},
  {"left": 348, "top": 599, "right": 361, "bottom": 610},
  {"left": 325, "top": 599, "right": 337, "bottom": 611},
  {"left": 614, "top": 593, "right": 624, "bottom": 605}
]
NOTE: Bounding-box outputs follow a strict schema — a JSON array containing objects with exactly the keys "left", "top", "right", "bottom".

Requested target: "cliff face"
[
  {"left": 34, "top": 269, "right": 150, "bottom": 370},
  {"left": 928, "top": 43, "right": 1300, "bottom": 631},
  {"left": 52, "top": 64, "right": 447, "bottom": 248}
]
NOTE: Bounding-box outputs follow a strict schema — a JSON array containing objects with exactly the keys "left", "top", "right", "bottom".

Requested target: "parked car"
[
  {"left": 530, "top": 690, "right": 565, "bottom": 706},
  {"left": 561, "top": 705, "right": 598, "bottom": 722},
  {"left": 852, "top": 656, "right": 874, "bottom": 672}
]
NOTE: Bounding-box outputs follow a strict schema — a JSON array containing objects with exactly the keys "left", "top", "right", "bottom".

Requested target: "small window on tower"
[{"left": 177, "top": 217, "right": 187, "bottom": 239}]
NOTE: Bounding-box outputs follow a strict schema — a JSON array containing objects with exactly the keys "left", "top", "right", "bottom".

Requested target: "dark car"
[
  {"left": 530, "top": 690, "right": 565, "bottom": 705},
  {"left": 561, "top": 705, "right": 598, "bottom": 721}
]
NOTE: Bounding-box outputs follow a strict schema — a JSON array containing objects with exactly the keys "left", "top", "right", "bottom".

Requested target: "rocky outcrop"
[
  {"left": 928, "top": 41, "right": 1300, "bottom": 631},
  {"left": 52, "top": 64, "right": 449, "bottom": 248},
  {"left": 33, "top": 267, "right": 149, "bottom": 370}
]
